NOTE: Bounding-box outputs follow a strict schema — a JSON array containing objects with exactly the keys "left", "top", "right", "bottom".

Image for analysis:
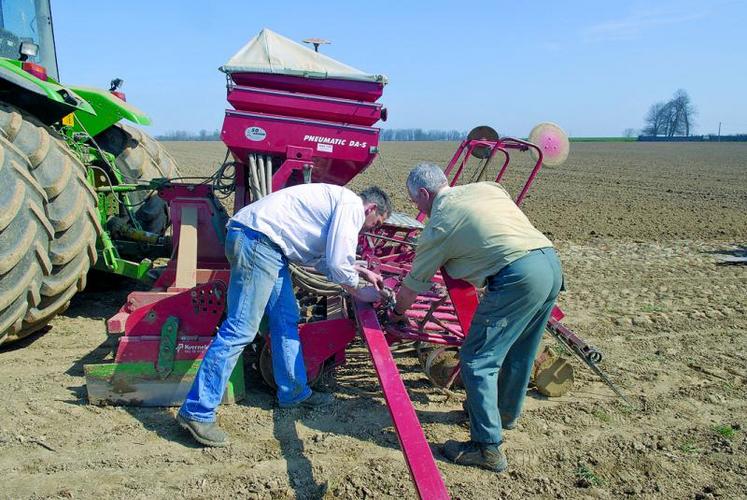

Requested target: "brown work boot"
[
  {"left": 177, "top": 413, "right": 229, "bottom": 447},
  {"left": 280, "top": 391, "right": 334, "bottom": 409},
  {"left": 443, "top": 440, "right": 508, "bottom": 473}
]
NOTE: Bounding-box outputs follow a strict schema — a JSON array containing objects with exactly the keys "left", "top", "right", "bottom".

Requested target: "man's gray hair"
[
  {"left": 406, "top": 163, "right": 448, "bottom": 197},
  {"left": 359, "top": 186, "right": 393, "bottom": 217}
]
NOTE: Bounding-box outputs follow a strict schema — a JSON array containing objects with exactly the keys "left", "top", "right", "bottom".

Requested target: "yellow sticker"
[{"left": 61, "top": 113, "right": 75, "bottom": 126}]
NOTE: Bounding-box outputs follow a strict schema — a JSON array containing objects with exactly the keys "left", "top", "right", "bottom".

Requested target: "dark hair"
[{"left": 359, "top": 186, "right": 392, "bottom": 217}]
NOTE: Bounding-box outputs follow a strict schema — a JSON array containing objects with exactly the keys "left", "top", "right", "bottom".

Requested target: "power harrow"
[{"left": 84, "top": 29, "right": 627, "bottom": 498}]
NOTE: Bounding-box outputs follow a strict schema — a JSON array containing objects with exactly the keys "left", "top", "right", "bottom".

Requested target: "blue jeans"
[
  {"left": 179, "top": 224, "right": 311, "bottom": 422},
  {"left": 460, "top": 247, "right": 563, "bottom": 445}
]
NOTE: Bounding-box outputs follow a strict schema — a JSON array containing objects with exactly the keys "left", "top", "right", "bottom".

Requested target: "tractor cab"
[{"left": 0, "top": 0, "right": 58, "bottom": 80}]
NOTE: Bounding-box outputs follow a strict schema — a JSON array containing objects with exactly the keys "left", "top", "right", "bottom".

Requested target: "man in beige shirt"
[{"left": 391, "top": 163, "right": 563, "bottom": 473}]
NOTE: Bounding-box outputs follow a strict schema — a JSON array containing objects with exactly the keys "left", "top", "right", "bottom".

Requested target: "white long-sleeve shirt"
[{"left": 231, "top": 183, "right": 364, "bottom": 287}]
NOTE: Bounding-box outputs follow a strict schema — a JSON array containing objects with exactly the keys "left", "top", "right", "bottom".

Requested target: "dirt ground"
[{"left": 1, "top": 141, "right": 745, "bottom": 499}]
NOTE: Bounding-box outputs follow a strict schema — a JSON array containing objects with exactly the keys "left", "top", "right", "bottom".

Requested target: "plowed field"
[{"left": 2, "top": 141, "right": 745, "bottom": 499}]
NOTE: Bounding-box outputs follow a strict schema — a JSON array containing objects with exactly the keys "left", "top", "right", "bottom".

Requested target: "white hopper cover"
[{"left": 221, "top": 28, "right": 387, "bottom": 84}]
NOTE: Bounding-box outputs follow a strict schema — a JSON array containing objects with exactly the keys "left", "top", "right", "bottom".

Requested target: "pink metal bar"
[
  {"left": 227, "top": 85, "right": 383, "bottom": 126},
  {"left": 493, "top": 147, "right": 511, "bottom": 183},
  {"left": 406, "top": 310, "right": 460, "bottom": 322},
  {"left": 385, "top": 329, "right": 464, "bottom": 346},
  {"left": 353, "top": 300, "right": 450, "bottom": 500},
  {"left": 498, "top": 137, "right": 545, "bottom": 206},
  {"left": 410, "top": 303, "right": 457, "bottom": 313},
  {"left": 229, "top": 72, "right": 385, "bottom": 102},
  {"left": 443, "top": 139, "right": 468, "bottom": 178}
]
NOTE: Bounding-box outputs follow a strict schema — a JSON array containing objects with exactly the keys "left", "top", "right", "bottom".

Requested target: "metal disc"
[
  {"left": 258, "top": 341, "right": 278, "bottom": 389},
  {"left": 259, "top": 340, "right": 323, "bottom": 390},
  {"left": 423, "top": 347, "right": 462, "bottom": 389},
  {"left": 528, "top": 122, "right": 570, "bottom": 166},
  {"left": 467, "top": 125, "right": 499, "bottom": 159},
  {"left": 532, "top": 346, "right": 574, "bottom": 397}
]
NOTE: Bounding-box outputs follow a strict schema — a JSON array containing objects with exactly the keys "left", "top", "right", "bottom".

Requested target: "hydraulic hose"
[
  {"left": 265, "top": 155, "right": 273, "bottom": 195},
  {"left": 257, "top": 155, "right": 266, "bottom": 198}
]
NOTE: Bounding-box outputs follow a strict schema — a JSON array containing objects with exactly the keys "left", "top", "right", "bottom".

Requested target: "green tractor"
[{"left": 0, "top": 0, "right": 180, "bottom": 345}]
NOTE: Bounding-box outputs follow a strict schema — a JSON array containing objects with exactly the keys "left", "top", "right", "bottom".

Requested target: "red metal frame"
[
  {"left": 354, "top": 301, "right": 449, "bottom": 499},
  {"left": 102, "top": 61, "right": 587, "bottom": 498}
]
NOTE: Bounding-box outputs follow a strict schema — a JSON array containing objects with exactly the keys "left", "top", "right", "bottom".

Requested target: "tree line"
[
  {"left": 379, "top": 129, "right": 467, "bottom": 141},
  {"left": 157, "top": 128, "right": 467, "bottom": 141},
  {"left": 156, "top": 129, "right": 221, "bottom": 141},
  {"left": 642, "top": 89, "right": 696, "bottom": 137}
]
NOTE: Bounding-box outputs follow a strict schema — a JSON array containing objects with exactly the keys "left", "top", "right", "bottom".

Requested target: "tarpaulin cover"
[{"left": 220, "top": 28, "right": 387, "bottom": 84}]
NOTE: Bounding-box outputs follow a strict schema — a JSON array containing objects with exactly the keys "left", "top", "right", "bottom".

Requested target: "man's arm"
[
  {"left": 324, "top": 200, "right": 384, "bottom": 303},
  {"left": 354, "top": 264, "right": 384, "bottom": 290},
  {"left": 322, "top": 201, "right": 362, "bottom": 288},
  {"left": 391, "top": 225, "right": 450, "bottom": 320}
]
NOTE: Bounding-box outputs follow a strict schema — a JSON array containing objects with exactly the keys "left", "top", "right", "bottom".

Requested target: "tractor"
[{"left": 0, "top": 0, "right": 180, "bottom": 346}]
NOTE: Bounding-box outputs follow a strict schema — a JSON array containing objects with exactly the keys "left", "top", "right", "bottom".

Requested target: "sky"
[{"left": 50, "top": 0, "right": 747, "bottom": 137}]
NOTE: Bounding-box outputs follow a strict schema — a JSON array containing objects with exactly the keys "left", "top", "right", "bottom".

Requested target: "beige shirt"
[{"left": 403, "top": 182, "right": 553, "bottom": 293}]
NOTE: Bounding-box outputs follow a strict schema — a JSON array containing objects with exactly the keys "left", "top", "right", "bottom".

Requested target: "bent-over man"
[
  {"left": 178, "top": 183, "right": 392, "bottom": 447},
  {"left": 390, "top": 163, "right": 562, "bottom": 472}
]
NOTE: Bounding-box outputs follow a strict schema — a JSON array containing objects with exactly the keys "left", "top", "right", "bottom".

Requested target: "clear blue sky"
[{"left": 52, "top": 0, "right": 747, "bottom": 137}]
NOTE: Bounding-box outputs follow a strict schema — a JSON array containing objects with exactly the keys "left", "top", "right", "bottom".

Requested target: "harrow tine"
[
  {"left": 548, "top": 328, "right": 635, "bottom": 409},
  {"left": 583, "top": 358, "right": 635, "bottom": 408}
]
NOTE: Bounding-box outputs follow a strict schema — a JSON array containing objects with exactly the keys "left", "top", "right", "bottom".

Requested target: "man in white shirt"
[{"left": 178, "top": 184, "right": 391, "bottom": 447}]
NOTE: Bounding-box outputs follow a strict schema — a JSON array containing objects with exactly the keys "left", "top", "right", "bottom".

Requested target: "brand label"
[
  {"left": 245, "top": 126, "right": 267, "bottom": 141},
  {"left": 175, "top": 343, "right": 209, "bottom": 354},
  {"left": 303, "top": 134, "right": 368, "bottom": 148},
  {"left": 317, "top": 143, "right": 333, "bottom": 153}
]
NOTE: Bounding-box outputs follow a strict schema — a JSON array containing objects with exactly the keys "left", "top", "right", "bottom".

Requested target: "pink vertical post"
[{"left": 353, "top": 300, "right": 450, "bottom": 500}]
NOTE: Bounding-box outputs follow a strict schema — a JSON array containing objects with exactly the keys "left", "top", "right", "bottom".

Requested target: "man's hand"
[
  {"left": 388, "top": 307, "right": 408, "bottom": 324},
  {"left": 355, "top": 265, "right": 384, "bottom": 290}
]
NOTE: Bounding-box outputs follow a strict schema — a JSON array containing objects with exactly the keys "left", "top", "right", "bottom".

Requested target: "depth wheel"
[
  {"left": 421, "top": 346, "right": 462, "bottom": 389},
  {"left": 258, "top": 338, "right": 324, "bottom": 390}
]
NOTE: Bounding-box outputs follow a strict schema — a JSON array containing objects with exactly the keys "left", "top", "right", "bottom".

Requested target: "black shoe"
[
  {"left": 462, "top": 401, "right": 518, "bottom": 430},
  {"left": 280, "top": 391, "right": 334, "bottom": 409},
  {"left": 443, "top": 440, "right": 508, "bottom": 473},
  {"left": 177, "top": 413, "right": 229, "bottom": 447}
]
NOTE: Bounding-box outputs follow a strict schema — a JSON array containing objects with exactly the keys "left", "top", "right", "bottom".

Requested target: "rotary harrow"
[{"left": 84, "top": 28, "right": 627, "bottom": 499}]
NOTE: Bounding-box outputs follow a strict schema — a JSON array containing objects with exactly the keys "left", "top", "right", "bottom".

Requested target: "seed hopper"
[{"left": 84, "top": 29, "right": 624, "bottom": 499}]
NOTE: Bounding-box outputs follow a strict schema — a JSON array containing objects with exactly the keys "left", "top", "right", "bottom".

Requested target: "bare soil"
[{"left": 1, "top": 141, "right": 745, "bottom": 499}]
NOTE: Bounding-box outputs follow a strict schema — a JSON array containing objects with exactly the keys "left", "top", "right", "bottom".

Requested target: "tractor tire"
[
  {"left": 0, "top": 137, "right": 54, "bottom": 345},
  {"left": 95, "top": 123, "right": 180, "bottom": 235},
  {"left": 0, "top": 104, "right": 101, "bottom": 342}
]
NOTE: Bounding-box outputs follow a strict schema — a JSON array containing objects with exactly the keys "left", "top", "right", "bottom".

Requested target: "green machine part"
[
  {"left": 68, "top": 85, "right": 151, "bottom": 137},
  {"left": 85, "top": 316, "right": 246, "bottom": 406},
  {"left": 0, "top": 58, "right": 94, "bottom": 123},
  {"left": 74, "top": 134, "right": 158, "bottom": 282}
]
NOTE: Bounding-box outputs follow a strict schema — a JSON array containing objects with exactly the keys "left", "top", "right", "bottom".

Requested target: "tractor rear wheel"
[
  {"left": 0, "top": 104, "right": 101, "bottom": 343},
  {"left": 0, "top": 137, "right": 54, "bottom": 345},
  {"left": 95, "top": 123, "right": 180, "bottom": 235}
]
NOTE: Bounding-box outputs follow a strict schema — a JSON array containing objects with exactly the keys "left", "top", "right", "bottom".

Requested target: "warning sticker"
[{"left": 316, "top": 143, "right": 333, "bottom": 153}]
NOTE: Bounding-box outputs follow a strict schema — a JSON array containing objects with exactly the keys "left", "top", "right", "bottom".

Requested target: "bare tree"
[
  {"left": 643, "top": 101, "right": 667, "bottom": 136},
  {"left": 670, "top": 89, "right": 696, "bottom": 136},
  {"left": 642, "top": 90, "right": 696, "bottom": 137}
]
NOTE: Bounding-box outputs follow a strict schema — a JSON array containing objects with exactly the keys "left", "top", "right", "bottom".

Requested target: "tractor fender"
[
  {"left": 67, "top": 85, "right": 151, "bottom": 137},
  {"left": 0, "top": 59, "right": 95, "bottom": 123}
]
